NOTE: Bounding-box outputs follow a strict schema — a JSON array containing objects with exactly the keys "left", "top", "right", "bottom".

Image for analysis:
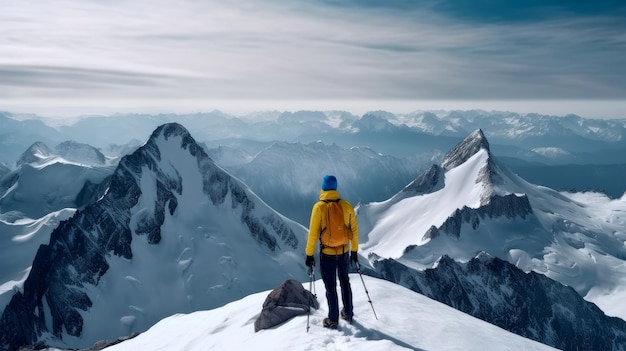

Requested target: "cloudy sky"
[{"left": 1, "top": 0, "right": 625, "bottom": 118}]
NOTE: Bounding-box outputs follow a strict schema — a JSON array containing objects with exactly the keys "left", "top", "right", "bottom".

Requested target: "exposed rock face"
[
  {"left": 74, "top": 176, "right": 112, "bottom": 209},
  {"left": 374, "top": 254, "right": 626, "bottom": 351},
  {"left": 399, "top": 165, "right": 444, "bottom": 198},
  {"left": 425, "top": 193, "right": 533, "bottom": 240},
  {"left": 0, "top": 123, "right": 300, "bottom": 351},
  {"left": 441, "top": 129, "right": 490, "bottom": 170}
]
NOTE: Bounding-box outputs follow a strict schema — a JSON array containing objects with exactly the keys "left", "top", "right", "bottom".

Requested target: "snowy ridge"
[
  {"left": 17, "top": 140, "right": 107, "bottom": 168},
  {"left": 100, "top": 276, "right": 557, "bottom": 351},
  {"left": 15, "top": 142, "right": 53, "bottom": 167},
  {"left": 359, "top": 146, "right": 498, "bottom": 259},
  {"left": 0, "top": 123, "right": 308, "bottom": 350}
]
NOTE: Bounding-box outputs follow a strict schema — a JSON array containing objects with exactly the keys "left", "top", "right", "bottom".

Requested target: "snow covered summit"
[
  {"left": 440, "top": 128, "right": 490, "bottom": 170},
  {"left": 0, "top": 123, "right": 308, "bottom": 350},
  {"left": 357, "top": 129, "right": 626, "bottom": 349},
  {"left": 104, "top": 276, "right": 558, "bottom": 351},
  {"left": 359, "top": 128, "right": 534, "bottom": 259},
  {"left": 357, "top": 129, "right": 626, "bottom": 344},
  {"left": 17, "top": 140, "right": 107, "bottom": 168},
  {"left": 0, "top": 141, "right": 113, "bottom": 219}
]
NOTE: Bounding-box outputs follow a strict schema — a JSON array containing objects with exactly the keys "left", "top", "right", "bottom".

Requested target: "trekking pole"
[
  {"left": 355, "top": 262, "right": 378, "bottom": 320},
  {"left": 306, "top": 265, "right": 317, "bottom": 332}
]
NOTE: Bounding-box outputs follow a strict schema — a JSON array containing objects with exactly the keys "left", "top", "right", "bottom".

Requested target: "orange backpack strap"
[{"left": 318, "top": 199, "right": 333, "bottom": 237}]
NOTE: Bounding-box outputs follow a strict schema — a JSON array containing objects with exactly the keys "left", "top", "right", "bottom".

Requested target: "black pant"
[{"left": 320, "top": 252, "right": 353, "bottom": 321}]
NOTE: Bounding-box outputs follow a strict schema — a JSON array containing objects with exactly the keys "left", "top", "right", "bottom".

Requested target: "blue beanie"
[{"left": 321, "top": 175, "right": 337, "bottom": 191}]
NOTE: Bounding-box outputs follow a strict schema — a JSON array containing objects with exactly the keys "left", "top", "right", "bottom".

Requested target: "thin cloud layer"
[{"left": 0, "top": 0, "right": 625, "bottom": 116}]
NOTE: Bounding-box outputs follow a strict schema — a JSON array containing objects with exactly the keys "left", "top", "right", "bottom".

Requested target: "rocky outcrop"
[
  {"left": 75, "top": 176, "right": 112, "bottom": 209},
  {"left": 425, "top": 193, "right": 533, "bottom": 240},
  {"left": 399, "top": 165, "right": 444, "bottom": 198},
  {"left": 254, "top": 279, "right": 318, "bottom": 332},
  {"left": 374, "top": 253, "right": 626, "bottom": 351}
]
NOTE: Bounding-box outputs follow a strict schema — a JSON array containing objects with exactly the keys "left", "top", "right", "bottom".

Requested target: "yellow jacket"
[{"left": 305, "top": 190, "right": 359, "bottom": 256}]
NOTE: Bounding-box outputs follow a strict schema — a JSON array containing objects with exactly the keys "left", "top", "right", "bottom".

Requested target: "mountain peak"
[
  {"left": 17, "top": 141, "right": 53, "bottom": 166},
  {"left": 54, "top": 140, "right": 106, "bottom": 165},
  {"left": 0, "top": 123, "right": 306, "bottom": 350},
  {"left": 149, "top": 122, "right": 194, "bottom": 146},
  {"left": 441, "top": 129, "right": 490, "bottom": 170}
]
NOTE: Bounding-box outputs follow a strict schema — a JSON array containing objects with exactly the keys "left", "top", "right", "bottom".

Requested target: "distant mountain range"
[
  {"left": 2, "top": 109, "right": 624, "bottom": 201},
  {"left": 2, "top": 109, "right": 625, "bottom": 164},
  {"left": 1, "top": 112, "right": 625, "bottom": 350}
]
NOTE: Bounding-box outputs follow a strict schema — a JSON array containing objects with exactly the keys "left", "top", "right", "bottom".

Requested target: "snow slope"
[{"left": 103, "top": 276, "right": 558, "bottom": 351}]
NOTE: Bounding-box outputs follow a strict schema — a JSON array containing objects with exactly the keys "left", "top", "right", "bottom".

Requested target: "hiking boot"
[
  {"left": 340, "top": 309, "right": 353, "bottom": 323},
  {"left": 323, "top": 318, "right": 338, "bottom": 329}
]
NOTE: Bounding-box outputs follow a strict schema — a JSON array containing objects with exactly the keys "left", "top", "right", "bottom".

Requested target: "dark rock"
[
  {"left": 254, "top": 279, "right": 318, "bottom": 332},
  {"left": 374, "top": 253, "right": 626, "bottom": 351},
  {"left": 400, "top": 165, "right": 444, "bottom": 197}
]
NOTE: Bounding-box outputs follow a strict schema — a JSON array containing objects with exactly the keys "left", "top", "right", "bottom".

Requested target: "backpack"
[{"left": 319, "top": 199, "right": 353, "bottom": 248}]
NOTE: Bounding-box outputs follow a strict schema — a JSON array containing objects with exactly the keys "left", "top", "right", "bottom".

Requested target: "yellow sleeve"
[
  {"left": 305, "top": 202, "right": 322, "bottom": 256},
  {"left": 348, "top": 206, "right": 359, "bottom": 252}
]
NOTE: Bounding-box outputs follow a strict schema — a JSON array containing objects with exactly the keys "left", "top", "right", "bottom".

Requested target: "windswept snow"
[{"left": 103, "top": 276, "right": 558, "bottom": 351}]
